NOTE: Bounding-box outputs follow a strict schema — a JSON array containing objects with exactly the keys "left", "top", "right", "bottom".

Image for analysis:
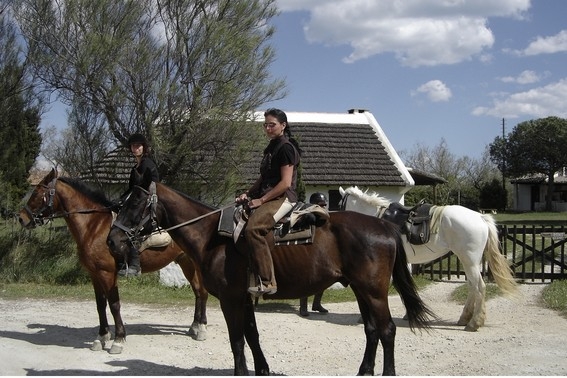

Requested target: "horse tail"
[
  {"left": 390, "top": 229, "right": 436, "bottom": 331},
  {"left": 481, "top": 214, "right": 519, "bottom": 297}
]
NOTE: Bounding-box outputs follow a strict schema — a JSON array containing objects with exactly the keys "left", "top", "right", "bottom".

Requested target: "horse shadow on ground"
[
  {"left": 24, "top": 359, "right": 234, "bottom": 376},
  {"left": 0, "top": 322, "right": 194, "bottom": 350},
  {"left": 254, "top": 301, "right": 465, "bottom": 332}
]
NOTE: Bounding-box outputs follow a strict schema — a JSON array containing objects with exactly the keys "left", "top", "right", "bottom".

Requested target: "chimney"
[{"left": 348, "top": 108, "right": 367, "bottom": 114}]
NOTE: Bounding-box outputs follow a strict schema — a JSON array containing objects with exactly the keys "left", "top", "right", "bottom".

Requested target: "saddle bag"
[
  {"left": 405, "top": 208, "right": 432, "bottom": 245},
  {"left": 384, "top": 202, "right": 433, "bottom": 245}
]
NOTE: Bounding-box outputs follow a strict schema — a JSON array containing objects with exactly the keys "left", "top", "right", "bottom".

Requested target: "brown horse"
[
  {"left": 18, "top": 168, "right": 208, "bottom": 354},
  {"left": 106, "top": 172, "right": 435, "bottom": 375}
]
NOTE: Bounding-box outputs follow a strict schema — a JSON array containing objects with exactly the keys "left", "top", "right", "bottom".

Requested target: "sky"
[
  {"left": 261, "top": 0, "right": 567, "bottom": 159},
  {"left": 40, "top": 0, "right": 567, "bottom": 160}
]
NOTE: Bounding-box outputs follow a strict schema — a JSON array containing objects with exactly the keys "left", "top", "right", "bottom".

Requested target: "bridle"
[
  {"left": 22, "top": 177, "right": 113, "bottom": 227},
  {"left": 111, "top": 183, "right": 159, "bottom": 249},
  {"left": 111, "top": 182, "right": 233, "bottom": 248},
  {"left": 22, "top": 178, "right": 58, "bottom": 227}
]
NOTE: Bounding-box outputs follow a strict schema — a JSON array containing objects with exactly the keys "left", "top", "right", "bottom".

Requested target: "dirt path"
[{"left": 1, "top": 282, "right": 566, "bottom": 376}]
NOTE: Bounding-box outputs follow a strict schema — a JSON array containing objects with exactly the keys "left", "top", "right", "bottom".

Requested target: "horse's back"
[{"left": 437, "top": 205, "right": 489, "bottom": 243}]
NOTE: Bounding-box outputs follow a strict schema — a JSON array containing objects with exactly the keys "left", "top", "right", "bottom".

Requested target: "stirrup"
[{"left": 247, "top": 275, "right": 277, "bottom": 297}]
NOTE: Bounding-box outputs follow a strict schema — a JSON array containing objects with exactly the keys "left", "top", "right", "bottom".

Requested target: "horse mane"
[
  {"left": 58, "top": 177, "right": 114, "bottom": 207},
  {"left": 343, "top": 186, "right": 391, "bottom": 208},
  {"left": 167, "top": 185, "right": 217, "bottom": 211}
]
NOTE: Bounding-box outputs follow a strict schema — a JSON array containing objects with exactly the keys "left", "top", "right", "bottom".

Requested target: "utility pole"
[{"left": 502, "top": 118, "right": 506, "bottom": 209}]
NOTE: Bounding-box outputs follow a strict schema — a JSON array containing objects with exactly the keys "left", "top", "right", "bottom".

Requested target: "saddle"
[
  {"left": 112, "top": 211, "right": 172, "bottom": 251},
  {"left": 218, "top": 203, "right": 329, "bottom": 246},
  {"left": 382, "top": 200, "right": 433, "bottom": 245}
]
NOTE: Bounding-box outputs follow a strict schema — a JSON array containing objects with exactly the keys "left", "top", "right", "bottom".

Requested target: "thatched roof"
[
  {"left": 81, "top": 109, "right": 413, "bottom": 189},
  {"left": 238, "top": 119, "right": 407, "bottom": 186}
]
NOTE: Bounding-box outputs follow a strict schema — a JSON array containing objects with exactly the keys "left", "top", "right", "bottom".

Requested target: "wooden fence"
[{"left": 414, "top": 221, "right": 567, "bottom": 283}]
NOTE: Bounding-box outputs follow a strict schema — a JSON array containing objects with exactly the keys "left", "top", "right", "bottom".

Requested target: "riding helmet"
[
  {"left": 127, "top": 133, "right": 147, "bottom": 146},
  {"left": 309, "top": 192, "right": 327, "bottom": 206}
]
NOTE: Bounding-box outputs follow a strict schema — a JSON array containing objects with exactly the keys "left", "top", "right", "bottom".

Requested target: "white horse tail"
[{"left": 482, "top": 214, "right": 519, "bottom": 296}]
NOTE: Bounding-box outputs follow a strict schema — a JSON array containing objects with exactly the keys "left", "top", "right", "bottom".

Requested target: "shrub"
[{"left": 0, "top": 219, "right": 89, "bottom": 284}]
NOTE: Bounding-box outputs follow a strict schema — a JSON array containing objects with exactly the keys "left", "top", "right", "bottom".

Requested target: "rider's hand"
[
  {"left": 235, "top": 193, "right": 248, "bottom": 204},
  {"left": 248, "top": 198, "right": 263, "bottom": 209}
]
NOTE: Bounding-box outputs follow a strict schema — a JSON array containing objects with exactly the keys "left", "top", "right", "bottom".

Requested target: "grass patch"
[
  {"left": 450, "top": 282, "right": 504, "bottom": 304},
  {"left": 0, "top": 274, "right": 435, "bottom": 308},
  {"left": 541, "top": 279, "right": 567, "bottom": 317},
  {"left": 0, "top": 274, "right": 221, "bottom": 307},
  {"left": 494, "top": 212, "right": 567, "bottom": 222}
]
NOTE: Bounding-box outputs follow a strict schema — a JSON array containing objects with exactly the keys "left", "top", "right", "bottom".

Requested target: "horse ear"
[
  {"left": 339, "top": 186, "right": 345, "bottom": 196},
  {"left": 44, "top": 168, "right": 56, "bottom": 184}
]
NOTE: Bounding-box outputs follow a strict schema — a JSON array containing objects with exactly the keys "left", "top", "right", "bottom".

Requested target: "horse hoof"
[
  {"left": 193, "top": 324, "right": 207, "bottom": 341},
  {"left": 109, "top": 342, "right": 124, "bottom": 354},
  {"left": 300, "top": 310, "right": 309, "bottom": 317},
  {"left": 312, "top": 306, "right": 328, "bottom": 313},
  {"left": 195, "top": 330, "right": 207, "bottom": 341},
  {"left": 464, "top": 324, "right": 479, "bottom": 332},
  {"left": 91, "top": 339, "right": 103, "bottom": 351}
]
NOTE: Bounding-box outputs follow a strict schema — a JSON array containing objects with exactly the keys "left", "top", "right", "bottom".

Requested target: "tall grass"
[{"left": 0, "top": 218, "right": 90, "bottom": 285}]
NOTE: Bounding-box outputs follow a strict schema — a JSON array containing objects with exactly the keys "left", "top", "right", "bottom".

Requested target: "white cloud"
[
  {"left": 276, "top": 0, "right": 531, "bottom": 67},
  {"left": 499, "top": 70, "right": 542, "bottom": 84},
  {"left": 515, "top": 30, "right": 567, "bottom": 56},
  {"left": 472, "top": 78, "right": 567, "bottom": 118},
  {"left": 411, "top": 80, "right": 452, "bottom": 102}
]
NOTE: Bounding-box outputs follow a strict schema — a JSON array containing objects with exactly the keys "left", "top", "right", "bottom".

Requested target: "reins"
[{"left": 112, "top": 182, "right": 234, "bottom": 245}]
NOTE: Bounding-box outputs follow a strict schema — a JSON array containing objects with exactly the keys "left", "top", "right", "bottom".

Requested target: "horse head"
[
  {"left": 107, "top": 169, "right": 158, "bottom": 256},
  {"left": 18, "top": 168, "right": 59, "bottom": 228}
]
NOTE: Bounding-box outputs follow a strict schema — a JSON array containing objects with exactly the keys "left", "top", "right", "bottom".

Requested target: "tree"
[
  {"left": 489, "top": 116, "right": 567, "bottom": 211},
  {"left": 42, "top": 98, "right": 113, "bottom": 179},
  {"left": 14, "top": 0, "right": 284, "bottom": 203},
  {"left": 0, "top": 6, "right": 42, "bottom": 212},
  {"left": 401, "top": 140, "right": 502, "bottom": 209}
]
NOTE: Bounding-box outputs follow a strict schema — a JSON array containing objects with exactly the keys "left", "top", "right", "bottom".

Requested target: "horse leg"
[
  {"left": 177, "top": 254, "right": 208, "bottom": 340},
  {"left": 242, "top": 296, "right": 270, "bottom": 375},
  {"left": 457, "top": 267, "right": 486, "bottom": 332},
  {"left": 220, "top": 295, "right": 268, "bottom": 375},
  {"left": 106, "top": 284, "right": 127, "bottom": 354},
  {"left": 299, "top": 297, "right": 309, "bottom": 316},
  {"left": 353, "top": 290, "right": 396, "bottom": 376},
  {"left": 91, "top": 284, "right": 112, "bottom": 351}
]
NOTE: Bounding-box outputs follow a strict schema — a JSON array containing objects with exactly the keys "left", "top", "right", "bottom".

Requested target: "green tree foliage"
[
  {"left": 0, "top": 8, "right": 42, "bottom": 212},
  {"left": 401, "top": 140, "right": 501, "bottom": 209},
  {"left": 489, "top": 116, "right": 567, "bottom": 211},
  {"left": 479, "top": 178, "right": 507, "bottom": 211},
  {"left": 14, "top": 0, "right": 284, "bottom": 203}
]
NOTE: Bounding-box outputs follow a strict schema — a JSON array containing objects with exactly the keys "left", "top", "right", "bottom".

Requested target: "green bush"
[{"left": 0, "top": 219, "right": 89, "bottom": 284}]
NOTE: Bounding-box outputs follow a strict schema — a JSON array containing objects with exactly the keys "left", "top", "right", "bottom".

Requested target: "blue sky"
[
  {"left": 262, "top": 0, "right": 567, "bottom": 158},
  {"left": 41, "top": 0, "right": 566, "bottom": 160}
]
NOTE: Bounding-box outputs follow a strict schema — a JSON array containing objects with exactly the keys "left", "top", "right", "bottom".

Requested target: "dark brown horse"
[
  {"left": 18, "top": 168, "right": 208, "bottom": 354},
  {"left": 106, "top": 172, "right": 434, "bottom": 375}
]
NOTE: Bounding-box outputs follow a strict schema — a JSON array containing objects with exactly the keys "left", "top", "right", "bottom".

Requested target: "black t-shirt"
[
  {"left": 259, "top": 136, "right": 299, "bottom": 202},
  {"left": 129, "top": 156, "right": 159, "bottom": 188}
]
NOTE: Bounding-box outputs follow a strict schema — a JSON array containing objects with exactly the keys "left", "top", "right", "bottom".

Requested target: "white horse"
[{"left": 339, "top": 186, "right": 518, "bottom": 331}]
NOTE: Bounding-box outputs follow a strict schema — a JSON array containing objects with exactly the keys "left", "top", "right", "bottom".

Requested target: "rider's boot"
[
  {"left": 311, "top": 292, "right": 328, "bottom": 313},
  {"left": 118, "top": 247, "right": 141, "bottom": 277}
]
